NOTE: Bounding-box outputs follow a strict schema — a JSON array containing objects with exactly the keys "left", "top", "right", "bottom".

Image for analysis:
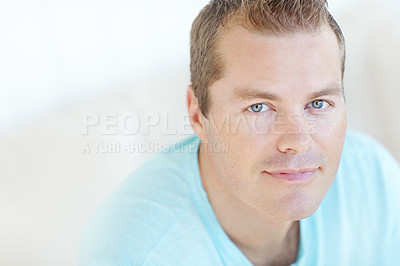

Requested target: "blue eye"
[
  {"left": 310, "top": 100, "right": 328, "bottom": 109},
  {"left": 248, "top": 103, "right": 269, "bottom": 113}
]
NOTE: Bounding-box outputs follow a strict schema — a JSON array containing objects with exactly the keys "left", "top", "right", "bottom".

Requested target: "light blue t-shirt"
[{"left": 80, "top": 131, "right": 400, "bottom": 266}]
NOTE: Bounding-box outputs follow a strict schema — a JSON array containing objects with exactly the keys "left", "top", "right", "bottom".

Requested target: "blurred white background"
[{"left": 0, "top": 0, "right": 399, "bottom": 265}]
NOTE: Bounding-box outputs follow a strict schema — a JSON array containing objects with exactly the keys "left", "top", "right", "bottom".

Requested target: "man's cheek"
[{"left": 314, "top": 117, "right": 341, "bottom": 137}]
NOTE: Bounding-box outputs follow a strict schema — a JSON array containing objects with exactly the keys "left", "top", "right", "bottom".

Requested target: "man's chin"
[
  {"left": 272, "top": 209, "right": 318, "bottom": 222},
  {"left": 271, "top": 196, "right": 323, "bottom": 222}
]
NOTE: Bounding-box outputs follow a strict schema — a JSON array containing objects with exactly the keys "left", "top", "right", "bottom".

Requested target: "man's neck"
[
  {"left": 198, "top": 145, "right": 300, "bottom": 265},
  {"left": 233, "top": 222, "right": 299, "bottom": 266}
]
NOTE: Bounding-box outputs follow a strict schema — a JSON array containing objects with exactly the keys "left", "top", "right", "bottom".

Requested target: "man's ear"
[{"left": 186, "top": 85, "right": 207, "bottom": 141}]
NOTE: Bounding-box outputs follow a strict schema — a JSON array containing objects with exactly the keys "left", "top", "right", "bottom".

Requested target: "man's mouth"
[{"left": 263, "top": 168, "right": 318, "bottom": 182}]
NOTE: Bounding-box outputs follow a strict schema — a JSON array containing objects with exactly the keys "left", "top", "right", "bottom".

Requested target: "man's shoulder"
[
  {"left": 323, "top": 129, "right": 400, "bottom": 219},
  {"left": 306, "top": 130, "right": 400, "bottom": 264},
  {"left": 337, "top": 129, "right": 399, "bottom": 191},
  {"left": 118, "top": 135, "right": 201, "bottom": 198},
  {"left": 79, "top": 136, "right": 205, "bottom": 265},
  {"left": 110, "top": 135, "right": 201, "bottom": 218},
  {"left": 344, "top": 129, "right": 386, "bottom": 151},
  {"left": 341, "top": 129, "right": 399, "bottom": 167}
]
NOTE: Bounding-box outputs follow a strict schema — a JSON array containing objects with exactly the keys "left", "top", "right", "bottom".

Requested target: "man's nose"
[{"left": 274, "top": 114, "right": 313, "bottom": 154}]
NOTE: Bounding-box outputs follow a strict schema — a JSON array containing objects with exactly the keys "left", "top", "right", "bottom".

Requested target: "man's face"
[{"left": 201, "top": 26, "right": 347, "bottom": 221}]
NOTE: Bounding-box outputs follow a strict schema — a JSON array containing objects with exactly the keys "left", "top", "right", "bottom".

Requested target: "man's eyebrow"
[
  {"left": 232, "top": 88, "right": 281, "bottom": 101},
  {"left": 309, "top": 86, "right": 343, "bottom": 99},
  {"left": 232, "top": 84, "right": 343, "bottom": 101}
]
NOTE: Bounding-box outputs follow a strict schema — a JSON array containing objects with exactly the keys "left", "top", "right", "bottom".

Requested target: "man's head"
[
  {"left": 190, "top": 0, "right": 345, "bottom": 117},
  {"left": 187, "top": 0, "right": 347, "bottom": 222}
]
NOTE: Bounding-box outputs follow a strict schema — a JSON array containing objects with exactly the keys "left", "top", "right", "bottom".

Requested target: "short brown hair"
[{"left": 190, "top": 0, "right": 345, "bottom": 117}]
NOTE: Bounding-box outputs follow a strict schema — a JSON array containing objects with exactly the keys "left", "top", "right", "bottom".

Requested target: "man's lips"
[{"left": 264, "top": 168, "right": 318, "bottom": 182}]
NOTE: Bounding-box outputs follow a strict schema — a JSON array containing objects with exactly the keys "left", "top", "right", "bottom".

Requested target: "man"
[{"left": 80, "top": 0, "right": 400, "bottom": 265}]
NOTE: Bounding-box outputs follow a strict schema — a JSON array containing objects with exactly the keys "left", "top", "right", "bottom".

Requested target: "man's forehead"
[
  {"left": 216, "top": 26, "right": 340, "bottom": 72},
  {"left": 221, "top": 25, "right": 339, "bottom": 63},
  {"left": 216, "top": 25, "right": 331, "bottom": 53}
]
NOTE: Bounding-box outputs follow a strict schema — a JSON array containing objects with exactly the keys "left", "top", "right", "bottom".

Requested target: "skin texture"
[{"left": 187, "top": 26, "right": 347, "bottom": 266}]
